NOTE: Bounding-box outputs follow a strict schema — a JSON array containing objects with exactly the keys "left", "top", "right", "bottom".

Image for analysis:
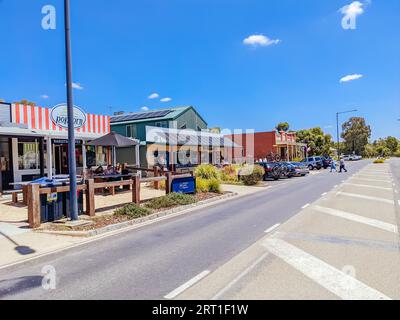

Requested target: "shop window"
[
  {"left": 17, "top": 139, "right": 47, "bottom": 170},
  {"left": 126, "top": 125, "right": 137, "bottom": 138},
  {"left": 155, "top": 121, "right": 168, "bottom": 128},
  {"left": 86, "top": 146, "right": 108, "bottom": 168}
]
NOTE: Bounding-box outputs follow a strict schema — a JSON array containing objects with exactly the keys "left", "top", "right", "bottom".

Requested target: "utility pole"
[
  {"left": 336, "top": 109, "right": 357, "bottom": 159},
  {"left": 64, "top": 0, "right": 78, "bottom": 221}
]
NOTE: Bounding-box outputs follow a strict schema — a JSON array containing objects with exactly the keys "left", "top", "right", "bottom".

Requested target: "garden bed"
[{"left": 39, "top": 192, "right": 228, "bottom": 233}]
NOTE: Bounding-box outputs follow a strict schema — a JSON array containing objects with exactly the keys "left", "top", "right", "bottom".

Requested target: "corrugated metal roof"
[{"left": 145, "top": 126, "right": 241, "bottom": 148}]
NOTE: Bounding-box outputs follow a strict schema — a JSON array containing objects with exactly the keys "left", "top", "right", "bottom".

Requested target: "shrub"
[
  {"left": 196, "top": 177, "right": 222, "bottom": 193},
  {"left": 207, "top": 178, "right": 222, "bottom": 193},
  {"left": 373, "top": 159, "right": 385, "bottom": 164},
  {"left": 196, "top": 178, "right": 209, "bottom": 193},
  {"left": 240, "top": 165, "right": 264, "bottom": 186},
  {"left": 394, "top": 150, "right": 400, "bottom": 158},
  {"left": 195, "top": 164, "right": 219, "bottom": 180},
  {"left": 145, "top": 193, "right": 195, "bottom": 210},
  {"left": 292, "top": 157, "right": 302, "bottom": 162},
  {"left": 114, "top": 203, "right": 151, "bottom": 218},
  {"left": 220, "top": 165, "right": 239, "bottom": 183}
]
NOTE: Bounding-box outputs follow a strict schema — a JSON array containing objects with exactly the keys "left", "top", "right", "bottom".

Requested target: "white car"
[{"left": 343, "top": 154, "right": 362, "bottom": 161}]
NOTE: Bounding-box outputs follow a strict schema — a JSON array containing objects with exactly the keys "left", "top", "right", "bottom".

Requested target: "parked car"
[
  {"left": 281, "top": 162, "right": 296, "bottom": 178},
  {"left": 321, "top": 156, "right": 333, "bottom": 169},
  {"left": 343, "top": 154, "right": 362, "bottom": 161},
  {"left": 301, "top": 156, "right": 323, "bottom": 170},
  {"left": 257, "top": 162, "right": 281, "bottom": 181},
  {"left": 289, "top": 162, "right": 310, "bottom": 176}
]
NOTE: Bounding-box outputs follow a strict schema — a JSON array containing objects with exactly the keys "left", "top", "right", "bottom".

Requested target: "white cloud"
[
  {"left": 340, "top": 74, "right": 363, "bottom": 83},
  {"left": 141, "top": 106, "right": 149, "bottom": 111},
  {"left": 40, "top": 94, "right": 49, "bottom": 99},
  {"left": 324, "top": 125, "right": 333, "bottom": 129},
  {"left": 71, "top": 82, "right": 84, "bottom": 90},
  {"left": 243, "top": 34, "right": 281, "bottom": 47},
  {"left": 340, "top": 1, "right": 365, "bottom": 17},
  {"left": 148, "top": 93, "right": 159, "bottom": 99},
  {"left": 160, "top": 97, "right": 172, "bottom": 103}
]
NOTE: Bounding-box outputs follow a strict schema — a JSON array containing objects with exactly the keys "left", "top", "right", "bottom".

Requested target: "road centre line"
[
  {"left": 164, "top": 270, "right": 210, "bottom": 299},
  {"left": 262, "top": 238, "right": 391, "bottom": 300},
  {"left": 337, "top": 192, "right": 394, "bottom": 205},
  {"left": 313, "top": 205, "right": 398, "bottom": 233}
]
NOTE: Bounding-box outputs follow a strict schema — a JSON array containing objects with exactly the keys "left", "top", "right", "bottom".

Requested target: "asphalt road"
[{"left": 0, "top": 160, "right": 369, "bottom": 299}]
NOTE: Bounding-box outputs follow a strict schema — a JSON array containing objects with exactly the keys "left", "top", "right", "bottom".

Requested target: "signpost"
[{"left": 171, "top": 176, "right": 196, "bottom": 194}]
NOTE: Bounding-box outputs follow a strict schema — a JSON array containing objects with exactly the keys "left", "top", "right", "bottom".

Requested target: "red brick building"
[{"left": 226, "top": 131, "right": 306, "bottom": 162}]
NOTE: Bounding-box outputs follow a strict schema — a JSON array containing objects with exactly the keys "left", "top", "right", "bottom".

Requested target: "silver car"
[{"left": 290, "top": 162, "right": 310, "bottom": 176}]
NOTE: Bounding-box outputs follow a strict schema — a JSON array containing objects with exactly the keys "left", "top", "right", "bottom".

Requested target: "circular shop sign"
[{"left": 50, "top": 103, "right": 87, "bottom": 129}]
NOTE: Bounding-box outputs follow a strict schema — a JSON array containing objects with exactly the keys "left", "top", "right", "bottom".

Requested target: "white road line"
[
  {"left": 349, "top": 178, "right": 392, "bottom": 184},
  {"left": 352, "top": 177, "right": 392, "bottom": 183},
  {"left": 302, "top": 203, "right": 310, "bottom": 209},
  {"left": 211, "top": 252, "right": 270, "bottom": 300},
  {"left": 343, "top": 183, "right": 392, "bottom": 191},
  {"left": 265, "top": 223, "right": 281, "bottom": 234},
  {"left": 334, "top": 185, "right": 338, "bottom": 188},
  {"left": 357, "top": 173, "right": 391, "bottom": 177},
  {"left": 313, "top": 205, "right": 398, "bottom": 233},
  {"left": 262, "top": 238, "right": 391, "bottom": 300},
  {"left": 337, "top": 192, "right": 394, "bottom": 205},
  {"left": 164, "top": 270, "right": 210, "bottom": 299},
  {"left": 321, "top": 192, "right": 327, "bottom": 196}
]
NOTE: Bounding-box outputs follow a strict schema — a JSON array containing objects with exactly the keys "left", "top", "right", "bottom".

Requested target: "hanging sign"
[{"left": 50, "top": 103, "right": 87, "bottom": 129}]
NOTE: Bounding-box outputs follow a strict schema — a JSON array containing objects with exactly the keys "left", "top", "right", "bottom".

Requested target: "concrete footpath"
[{"left": 178, "top": 160, "right": 400, "bottom": 300}]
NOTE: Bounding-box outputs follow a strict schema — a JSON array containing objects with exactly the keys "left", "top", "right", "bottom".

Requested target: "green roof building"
[{"left": 110, "top": 106, "right": 209, "bottom": 168}]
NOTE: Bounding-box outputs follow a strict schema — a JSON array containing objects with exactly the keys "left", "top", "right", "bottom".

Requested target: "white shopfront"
[{"left": 0, "top": 103, "right": 111, "bottom": 191}]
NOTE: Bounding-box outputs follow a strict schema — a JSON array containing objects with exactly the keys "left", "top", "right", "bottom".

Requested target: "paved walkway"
[{"left": 179, "top": 160, "right": 400, "bottom": 300}]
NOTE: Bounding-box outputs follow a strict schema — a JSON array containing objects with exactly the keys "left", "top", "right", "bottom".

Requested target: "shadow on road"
[{"left": 0, "top": 275, "right": 43, "bottom": 298}]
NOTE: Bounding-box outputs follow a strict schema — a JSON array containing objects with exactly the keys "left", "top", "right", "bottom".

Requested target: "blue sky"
[{"left": 0, "top": 0, "right": 399, "bottom": 140}]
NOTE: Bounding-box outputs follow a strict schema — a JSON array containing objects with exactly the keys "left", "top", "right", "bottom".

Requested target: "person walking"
[
  {"left": 339, "top": 157, "right": 347, "bottom": 173},
  {"left": 330, "top": 159, "right": 337, "bottom": 172}
]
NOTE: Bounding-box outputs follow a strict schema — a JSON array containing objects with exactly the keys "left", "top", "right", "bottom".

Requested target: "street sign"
[
  {"left": 171, "top": 176, "right": 196, "bottom": 194},
  {"left": 50, "top": 103, "right": 86, "bottom": 129}
]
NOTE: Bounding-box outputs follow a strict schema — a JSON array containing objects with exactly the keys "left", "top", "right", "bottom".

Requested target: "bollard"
[
  {"left": 28, "top": 184, "right": 41, "bottom": 228},
  {"left": 132, "top": 174, "right": 140, "bottom": 205},
  {"left": 86, "top": 179, "right": 95, "bottom": 216}
]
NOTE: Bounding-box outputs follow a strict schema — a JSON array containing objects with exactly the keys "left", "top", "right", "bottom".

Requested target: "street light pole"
[
  {"left": 336, "top": 109, "right": 358, "bottom": 159},
  {"left": 64, "top": 0, "right": 78, "bottom": 221}
]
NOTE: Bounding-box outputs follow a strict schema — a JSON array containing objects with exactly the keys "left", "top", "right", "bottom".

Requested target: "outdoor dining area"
[{"left": 0, "top": 132, "right": 196, "bottom": 228}]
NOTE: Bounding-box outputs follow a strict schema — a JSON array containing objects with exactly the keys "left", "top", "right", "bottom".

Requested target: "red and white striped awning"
[{"left": 11, "top": 103, "right": 110, "bottom": 137}]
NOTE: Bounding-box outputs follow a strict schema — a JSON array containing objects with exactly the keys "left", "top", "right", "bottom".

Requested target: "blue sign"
[{"left": 171, "top": 177, "right": 196, "bottom": 194}]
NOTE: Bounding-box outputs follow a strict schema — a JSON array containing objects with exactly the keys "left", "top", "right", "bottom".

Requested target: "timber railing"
[{"left": 27, "top": 171, "right": 194, "bottom": 228}]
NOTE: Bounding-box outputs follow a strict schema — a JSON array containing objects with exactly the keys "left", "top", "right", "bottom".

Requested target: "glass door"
[{"left": 0, "top": 137, "right": 13, "bottom": 192}]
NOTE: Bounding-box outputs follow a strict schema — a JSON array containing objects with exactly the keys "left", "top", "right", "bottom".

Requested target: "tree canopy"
[
  {"left": 275, "top": 122, "right": 290, "bottom": 132},
  {"left": 341, "top": 117, "right": 371, "bottom": 155},
  {"left": 14, "top": 99, "right": 36, "bottom": 107},
  {"left": 296, "top": 127, "right": 333, "bottom": 156}
]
